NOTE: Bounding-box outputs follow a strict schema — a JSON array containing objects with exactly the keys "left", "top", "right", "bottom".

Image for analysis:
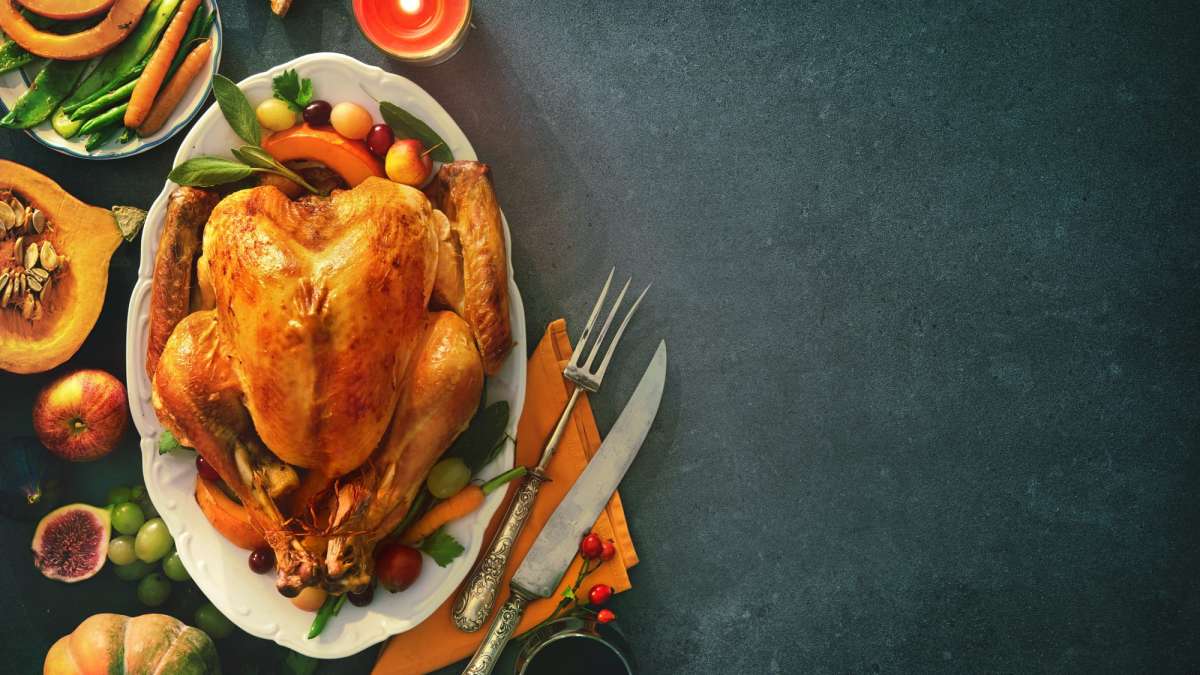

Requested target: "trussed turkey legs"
[{"left": 323, "top": 310, "right": 484, "bottom": 593}]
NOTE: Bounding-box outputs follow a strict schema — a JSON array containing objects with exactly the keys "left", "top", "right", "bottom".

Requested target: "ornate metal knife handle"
[
  {"left": 462, "top": 586, "right": 532, "bottom": 675},
  {"left": 453, "top": 470, "right": 547, "bottom": 631}
]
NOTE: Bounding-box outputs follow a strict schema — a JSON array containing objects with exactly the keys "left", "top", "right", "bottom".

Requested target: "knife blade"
[
  {"left": 512, "top": 339, "right": 667, "bottom": 597},
  {"left": 462, "top": 340, "right": 667, "bottom": 675}
]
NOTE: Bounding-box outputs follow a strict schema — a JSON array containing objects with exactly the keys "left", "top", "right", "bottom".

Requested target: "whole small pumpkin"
[{"left": 44, "top": 613, "right": 220, "bottom": 675}]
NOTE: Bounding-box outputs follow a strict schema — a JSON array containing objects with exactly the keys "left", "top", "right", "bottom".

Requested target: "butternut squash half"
[
  {"left": 0, "top": 0, "right": 151, "bottom": 61},
  {"left": 0, "top": 161, "right": 133, "bottom": 374}
]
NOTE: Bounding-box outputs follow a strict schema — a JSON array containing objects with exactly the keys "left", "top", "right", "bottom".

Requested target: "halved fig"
[{"left": 32, "top": 503, "right": 110, "bottom": 582}]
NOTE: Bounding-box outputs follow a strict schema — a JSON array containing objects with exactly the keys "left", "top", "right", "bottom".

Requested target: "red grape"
[
  {"left": 302, "top": 100, "right": 332, "bottom": 126},
  {"left": 366, "top": 124, "right": 395, "bottom": 157}
]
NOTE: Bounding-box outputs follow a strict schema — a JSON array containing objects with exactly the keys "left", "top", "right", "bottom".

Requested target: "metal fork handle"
[
  {"left": 453, "top": 387, "right": 583, "bottom": 632},
  {"left": 461, "top": 586, "right": 533, "bottom": 675}
]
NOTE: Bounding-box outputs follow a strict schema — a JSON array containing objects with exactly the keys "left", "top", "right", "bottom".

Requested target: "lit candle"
[{"left": 353, "top": 0, "right": 472, "bottom": 66}]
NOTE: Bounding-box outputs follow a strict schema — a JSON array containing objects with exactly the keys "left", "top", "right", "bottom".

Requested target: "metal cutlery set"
[{"left": 457, "top": 270, "right": 665, "bottom": 675}]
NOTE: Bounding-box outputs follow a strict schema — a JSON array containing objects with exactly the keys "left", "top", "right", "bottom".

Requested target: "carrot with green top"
[
  {"left": 137, "top": 37, "right": 212, "bottom": 136},
  {"left": 124, "top": 0, "right": 203, "bottom": 128},
  {"left": 401, "top": 466, "right": 527, "bottom": 545}
]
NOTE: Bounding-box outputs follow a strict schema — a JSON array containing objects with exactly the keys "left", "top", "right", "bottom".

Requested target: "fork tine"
[
  {"left": 593, "top": 283, "right": 651, "bottom": 380},
  {"left": 572, "top": 268, "right": 615, "bottom": 368},
  {"left": 583, "top": 276, "right": 632, "bottom": 371}
]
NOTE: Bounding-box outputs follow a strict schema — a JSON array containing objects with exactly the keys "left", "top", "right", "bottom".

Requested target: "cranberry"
[
  {"left": 587, "top": 583, "right": 613, "bottom": 606},
  {"left": 196, "top": 455, "right": 220, "bottom": 482},
  {"left": 302, "top": 100, "right": 332, "bottom": 126},
  {"left": 348, "top": 584, "right": 375, "bottom": 607},
  {"left": 600, "top": 539, "right": 616, "bottom": 561},
  {"left": 579, "top": 533, "right": 603, "bottom": 559},
  {"left": 596, "top": 608, "right": 616, "bottom": 624},
  {"left": 248, "top": 547, "right": 275, "bottom": 574}
]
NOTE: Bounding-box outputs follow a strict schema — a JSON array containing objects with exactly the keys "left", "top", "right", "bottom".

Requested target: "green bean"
[
  {"left": 306, "top": 594, "right": 347, "bottom": 639},
  {"left": 71, "top": 80, "right": 138, "bottom": 121},
  {"left": 85, "top": 123, "right": 122, "bottom": 152},
  {"left": 78, "top": 103, "right": 129, "bottom": 136},
  {"left": 63, "top": 56, "right": 148, "bottom": 116}
]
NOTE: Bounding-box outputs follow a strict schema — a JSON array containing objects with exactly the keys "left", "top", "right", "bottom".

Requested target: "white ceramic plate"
[
  {"left": 124, "top": 52, "right": 527, "bottom": 658},
  {"left": 0, "top": 0, "right": 222, "bottom": 159}
]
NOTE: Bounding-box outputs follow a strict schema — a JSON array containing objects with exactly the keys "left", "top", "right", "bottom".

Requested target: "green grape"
[
  {"left": 114, "top": 559, "right": 153, "bottom": 581},
  {"left": 162, "top": 550, "right": 190, "bottom": 581},
  {"left": 137, "top": 495, "right": 159, "bottom": 519},
  {"left": 137, "top": 573, "right": 172, "bottom": 607},
  {"left": 107, "top": 535, "right": 137, "bottom": 566},
  {"left": 426, "top": 457, "right": 471, "bottom": 498},
  {"left": 134, "top": 518, "right": 174, "bottom": 563},
  {"left": 112, "top": 502, "right": 146, "bottom": 535},
  {"left": 107, "top": 486, "right": 132, "bottom": 506},
  {"left": 130, "top": 485, "right": 146, "bottom": 501},
  {"left": 193, "top": 603, "right": 235, "bottom": 639}
]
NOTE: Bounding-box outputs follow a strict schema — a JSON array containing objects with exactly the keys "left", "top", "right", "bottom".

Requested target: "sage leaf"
[
  {"left": 168, "top": 156, "right": 260, "bottom": 187},
  {"left": 212, "top": 74, "right": 261, "bottom": 146},
  {"left": 232, "top": 145, "right": 324, "bottom": 196},
  {"left": 380, "top": 101, "right": 454, "bottom": 163}
]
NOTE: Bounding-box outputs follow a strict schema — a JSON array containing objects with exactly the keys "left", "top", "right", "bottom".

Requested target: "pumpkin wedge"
[
  {"left": 0, "top": 161, "right": 143, "bottom": 374},
  {"left": 0, "top": 0, "right": 151, "bottom": 61},
  {"left": 262, "top": 124, "right": 385, "bottom": 187},
  {"left": 195, "top": 476, "right": 267, "bottom": 550},
  {"left": 16, "top": 0, "right": 114, "bottom": 20}
]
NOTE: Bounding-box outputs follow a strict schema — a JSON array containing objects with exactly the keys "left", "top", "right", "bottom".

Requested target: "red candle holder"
[{"left": 353, "top": 0, "right": 472, "bottom": 66}]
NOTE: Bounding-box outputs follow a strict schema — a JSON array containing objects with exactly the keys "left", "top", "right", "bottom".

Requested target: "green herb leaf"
[
  {"left": 168, "top": 156, "right": 260, "bottom": 187},
  {"left": 380, "top": 101, "right": 454, "bottom": 162},
  {"left": 212, "top": 74, "right": 261, "bottom": 146},
  {"left": 232, "top": 145, "right": 324, "bottom": 195},
  {"left": 445, "top": 401, "right": 510, "bottom": 474},
  {"left": 562, "top": 586, "right": 576, "bottom": 601},
  {"left": 420, "top": 527, "right": 465, "bottom": 567},
  {"left": 272, "top": 68, "right": 314, "bottom": 111},
  {"left": 281, "top": 650, "right": 318, "bottom": 675},
  {"left": 158, "top": 429, "right": 181, "bottom": 455}
]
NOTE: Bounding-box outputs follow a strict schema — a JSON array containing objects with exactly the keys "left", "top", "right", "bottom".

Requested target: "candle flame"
[{"left": 399, "top": 0, "right": 421, "bottom": 14}]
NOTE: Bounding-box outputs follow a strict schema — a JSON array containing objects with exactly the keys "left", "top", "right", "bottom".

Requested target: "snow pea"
[{"left": 0, "top": 60, "right": 89, "bottom": 129}]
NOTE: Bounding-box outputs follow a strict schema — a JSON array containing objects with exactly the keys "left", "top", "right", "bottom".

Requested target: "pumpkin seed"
[
  {"left": 25, "top": 275, "right": 41, "bottom": 293},
  {"left": 10, "top": 202, "right": 24, "bottom": 232},
  {"left": 30, "top": 209, "right": 45, "bottom": 234},
  {"left": 39, "top": 276, "right": 51, "bottom": 299},
  {"left": 13, "top": 272, "right": 24, "bottom": 298},
  {"left": 13, "top": 236, "right": 23, "bottom": 259},
  {"left": 39, "top": 241, "right": 58, "bottom": 271},
  {"left": 20, "top": 292, "right": 33, "bottom": 320},
  {"left": 23, "top": 241, "right": 37, "bottom": 269},
  {"left": 0, "top": 202, "right": 14, "bottom": 230},
  {"left": 0, "top": 271, "right": 8, "bottom": 295},
  {"left": 27, "top": 267, "right": 48, "bottom": 282}
]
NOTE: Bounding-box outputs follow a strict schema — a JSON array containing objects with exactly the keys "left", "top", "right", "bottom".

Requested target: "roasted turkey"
[{"left": 147, "top": 163, "right": 512, "bottom": 596}]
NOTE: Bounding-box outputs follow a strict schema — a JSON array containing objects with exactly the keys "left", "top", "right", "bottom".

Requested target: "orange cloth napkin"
[{"left": 373, "top": 319, "right": 638, "bottom": 674}]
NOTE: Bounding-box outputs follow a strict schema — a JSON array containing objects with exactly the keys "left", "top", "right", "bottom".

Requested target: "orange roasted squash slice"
[
  {"left": 262, "top": 124, "right": 386, "bottom": 188},
  {"left": 195, "top": 476, "right": 268, "bottom": 550},
  {"left": 16, "top": 0, "right": 114, "bottom": 20},
  {"left": 0, "top": 0, "right": 151, "bottom": 61},
  {"left": 0, "top": 161, "right": 131, "bottom": 374}
]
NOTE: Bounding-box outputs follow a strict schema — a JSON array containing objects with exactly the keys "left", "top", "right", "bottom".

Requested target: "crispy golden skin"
[
  {"left": 426, "top": 162, "right": 513, "bottom": 375},
  {"left": 200, "top": 178, "right": 438, "bottom": 478}
]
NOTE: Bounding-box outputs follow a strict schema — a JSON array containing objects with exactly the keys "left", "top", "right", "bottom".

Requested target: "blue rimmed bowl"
[{"left": 0, "top": 0, "right": 222, "bottom": 159}]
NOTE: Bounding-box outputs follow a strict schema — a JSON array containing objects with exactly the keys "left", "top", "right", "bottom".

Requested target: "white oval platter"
[{"left": 124, "top": 52, "right": 526, "bottom": 659}]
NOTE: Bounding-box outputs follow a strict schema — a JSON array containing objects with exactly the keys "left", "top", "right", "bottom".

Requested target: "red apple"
[
  {"left": 33, "top": 369, "right": 128, "bottom": 462},
  {"left": 385, "top": 139, "right": 434, "bottom": 187},
  {"left": 374, "top": 538, "right": 422, "bottom": 592}
]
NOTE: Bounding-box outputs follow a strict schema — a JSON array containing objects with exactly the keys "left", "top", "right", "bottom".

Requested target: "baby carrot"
[
  {"left": 401, "top": 466, "right": 527, "bottom": 545},
  {"left": 125, "top": 0, "right": 203, "bottom": 128},
  {"left": 137, "top": 38, "right": 212, "bottom": 136}
]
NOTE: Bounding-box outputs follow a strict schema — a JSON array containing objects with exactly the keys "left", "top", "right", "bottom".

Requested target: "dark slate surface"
[{"left": 2, "top": 1, "right": 1198, "bottom": 673}]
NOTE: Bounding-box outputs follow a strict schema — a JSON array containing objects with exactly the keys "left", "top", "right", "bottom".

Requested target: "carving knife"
[{"left": 462, "top": 340, "right": 667, "bottom": 675}]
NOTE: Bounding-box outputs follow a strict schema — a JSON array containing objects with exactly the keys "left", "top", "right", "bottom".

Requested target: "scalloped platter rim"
[{"left": 124, "top": 52, "right": 527, "bottom": 659}]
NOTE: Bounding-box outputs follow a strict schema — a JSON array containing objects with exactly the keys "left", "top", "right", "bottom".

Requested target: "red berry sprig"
[
  {"left": 523, "top": 531, "right": 622, "bottom": 637},
  {"left": 580, "top": 532, "right": 604, "bottom": 559},
  {"left": 588, "top": 583, "right": 613, "bottom": 606},
  {"left": 597, "top": 608, "right": 616, "bottom": 624}
]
